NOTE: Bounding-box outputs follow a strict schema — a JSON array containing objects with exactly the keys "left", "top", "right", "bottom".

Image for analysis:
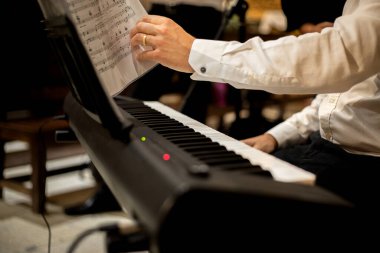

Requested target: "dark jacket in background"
[{"left": 281, "top": 0, "right": 346, "bottom": 31}]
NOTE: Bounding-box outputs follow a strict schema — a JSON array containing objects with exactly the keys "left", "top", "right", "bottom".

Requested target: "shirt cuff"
[
  {"left": 267, "top": 121, "right": 305, "bottom": 149},
  {"left": 189, "top": 39, "right": 231, "bottom": 83}
]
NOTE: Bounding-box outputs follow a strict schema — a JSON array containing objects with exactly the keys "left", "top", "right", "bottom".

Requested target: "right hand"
[
  {"left": 241, "top": 133, "right": 278, "bottom": 154},
  {"left": 130, "top": 15, "right": 195, "bottom": 73}
]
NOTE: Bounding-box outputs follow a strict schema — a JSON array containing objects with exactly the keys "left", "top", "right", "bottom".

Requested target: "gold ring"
[{"left": 142, "top": 34, "right": 147, "bottom": 47}]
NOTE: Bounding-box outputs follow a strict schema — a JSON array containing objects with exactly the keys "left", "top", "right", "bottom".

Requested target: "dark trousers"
[{"left": 273, "top": 132, "right": 380, "bottom": 211}]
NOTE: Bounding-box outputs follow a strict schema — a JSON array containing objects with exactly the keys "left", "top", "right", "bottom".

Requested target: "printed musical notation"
[
  {"left": 67, "top": 0, "right": 135, "bottom": 73},
  {"left": 64, "top": 0, "right": 156, "bottom": 95}
]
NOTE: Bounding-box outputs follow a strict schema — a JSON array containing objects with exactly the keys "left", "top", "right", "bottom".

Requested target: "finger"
[
  {"left": 130, "top": 22, "right": 158, "bottom": 39},
  {"left": 141, "top": 15, "right": 169, "bottom": 25},
  {"left": 136, "top": 49, "right": 158, "bottom": 62},
  {"left": 241, "top": 139, "right": 255, "bottom": 146},
  {"left": 131, "top": 33, "right": 155, "bottom": 48},
  {"left": 129, "top": 26, "right": 139, "bottom": 39},
  {"left": 319, "top": 21, "right": 334, "bottom": 28}
]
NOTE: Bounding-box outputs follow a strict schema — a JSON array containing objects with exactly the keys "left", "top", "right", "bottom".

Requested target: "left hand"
[
  {"left": 299, "top": 21, "right": 334, "bottom": 34},
  {"left": 241, "top": 133, "right": 278, "bottom": 153},
  {"left": 130, "top": 15, "right": 195, "bottom": 73}
]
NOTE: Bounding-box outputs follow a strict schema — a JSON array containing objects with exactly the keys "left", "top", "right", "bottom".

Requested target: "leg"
[
  {"left": 0, "top": 140, "right": 5, "bottom": 198},
  {"left": 273, "top": 131, "right": 380, "bottom": 210},
  {"left": 30, "top": 137, "right": 47, "bottom": 213}
]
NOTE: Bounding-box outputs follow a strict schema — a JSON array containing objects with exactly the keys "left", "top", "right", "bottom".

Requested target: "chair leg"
[
  {"left": 30, "top": 137, "right": 47, "bottom": 214},
  {"left": 0, "top": 141, "right": 5, "bottom": 199}
]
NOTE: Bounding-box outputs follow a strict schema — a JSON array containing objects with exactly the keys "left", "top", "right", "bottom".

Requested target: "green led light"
[{"left": 140, "top": 136, "right": 147, "bottom": 142}]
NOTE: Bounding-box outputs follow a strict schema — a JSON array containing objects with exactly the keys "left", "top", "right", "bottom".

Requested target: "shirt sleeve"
[
  {"left": 266, "top": 95, "right": 324, "bottom": 148},
  {"left": 188, "top": 0, "right": 380, "bottom": 94}
]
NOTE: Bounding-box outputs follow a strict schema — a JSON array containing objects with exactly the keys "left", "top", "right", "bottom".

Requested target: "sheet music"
[{"left": 64, "top": 0, "right": 156, "bottom": 96}]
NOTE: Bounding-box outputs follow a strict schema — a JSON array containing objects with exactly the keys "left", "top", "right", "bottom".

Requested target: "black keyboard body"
[{"left": 64, "top": 93, "right": 355, "bottom": 253}]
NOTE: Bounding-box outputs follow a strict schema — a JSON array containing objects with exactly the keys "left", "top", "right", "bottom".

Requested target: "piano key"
[
  {"left": 161, "top": 132, "right": 202, "bottom": 138},
  {"left": 182, "top": 143, "right": 227, "bottom": 152},
  {"left": 200, "top": 156, "right": 250, "bottom": 164},
  {"left": 155, "top": 127, "right": 194, "bottom": 135},
  {"left": 158, "top": 129, "right": 195, "bottom": 135},
  {"left": 193, "top": 152, "right": 238, "bottom": 159},
  {"left": 167, "top": 136, "right": 212, "bottom": 144}
]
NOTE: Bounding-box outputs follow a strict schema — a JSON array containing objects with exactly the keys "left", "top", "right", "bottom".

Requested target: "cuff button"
[{"left": 200, "top": 67, "right": 206, "bottom": 73}]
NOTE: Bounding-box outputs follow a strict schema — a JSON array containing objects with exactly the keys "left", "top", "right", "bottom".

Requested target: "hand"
[
  {"left": 130, "top": 15, "right": 195, "bottom": 73},
  {"left": 241, "top": 133, "right": 278, "bottom": 153},
  {"left": 299, "top": 21, "right": 333, "bottom": 34}
]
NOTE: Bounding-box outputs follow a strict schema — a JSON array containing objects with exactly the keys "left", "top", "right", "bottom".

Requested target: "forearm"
[
  {"left": 267, "top": 95, "right": 323, "bottom": 148},
  {"left": 189, "top": 1, "right": 380, "bottom": 94}
]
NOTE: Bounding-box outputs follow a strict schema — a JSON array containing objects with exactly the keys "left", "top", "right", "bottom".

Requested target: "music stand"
[
  {"left": 43, "top": 15, "right": 133, "bottom": 142},
  {"left": 42, "top": 12, "right": 153, "bottom": 253}
]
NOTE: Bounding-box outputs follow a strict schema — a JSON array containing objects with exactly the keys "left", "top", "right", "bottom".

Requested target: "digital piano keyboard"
[
  {"left": 144, "top": 101, "right": 315, "bottom": 184},
  {"left": 64, "top": 94, "right": 354, "bottom": 253}
]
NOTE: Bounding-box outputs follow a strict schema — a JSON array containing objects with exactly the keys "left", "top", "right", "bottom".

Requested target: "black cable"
[
  {"left": 214, "top": 0, "right": 246, "bottom": 40},
  {"left": 37, "top": 114, "right": 69, "bottom": 253},
  {"left": 67, "top": 221, "right": 144, "bottom": 253},
  {"left": 41, "top": 213, "right": 52, "bottom": 253},
  {"left": 38, "top": 115, "right": 66, "bottom": 253},
  {"left": 67, "top": 227, "right": 101, "bottom": 253},
  {"left": 179, "top": 0, "right": 248, "bottom": 113}
]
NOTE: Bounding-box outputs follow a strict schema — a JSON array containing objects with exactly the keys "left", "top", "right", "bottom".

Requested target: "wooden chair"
[
  {"left": 0, "top": 116, "right": 89, "bottom": 213},
  {"left": 0, "top": 0, "right": 90, "bottom": 213}
]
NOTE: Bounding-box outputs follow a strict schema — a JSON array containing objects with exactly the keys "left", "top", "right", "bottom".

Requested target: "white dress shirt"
[{"left": 188, "top": 0, "right": 380, "bottom": 157}]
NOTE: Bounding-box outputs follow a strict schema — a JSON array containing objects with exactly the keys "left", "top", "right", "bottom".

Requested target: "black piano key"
[
  {"left": 216, "top": 162, "right": 258, "bottom": 171},
  {"left": 195, "top": 152, "right": 240, "bottom": 160},
  {"left": 189, "top": 149, "right": 232, "bottom": 156},
  {"left": 183, "top": 144, "right": 227, "bottom": 152},
  {"left": 155, "top": 128, "right": 195, "bottom": 135},
  {"left": 130, "top": 112, "right": 166, "bottom": 118},
  {"left": 152, "top": 126, "right": 190, "bottom": 132},
  {"left": 166, "top": 131, "right": 205, "bottom": 137},
  {"left": 137, "top": 115, "right": 171, "bottom": 121},
  {"left": 178, "top": 144, "right": 223, "bottom": 151},
  {"left": 138, "top": 116, "right": 175, "bottom": 121},
  {"left": 159, "top": 129, "right": 195, "bottom": 135},
  {"left": 167, "top": 136, "right": 212, "bottom": 144},
  {"left": 245, "top": 169, "right": 273, "bottom": 177},
  {"left": 149, "top": 123, "right": 184, "bottom": 129},
  {"left": 141, "top": 119, "right": 181, "bottom": 126},
  {"left": 204, "top": 157, "right": 251, "bottom": 165},
  {"left": 179, "top": 141, "right": 223, "bottom": 148}
]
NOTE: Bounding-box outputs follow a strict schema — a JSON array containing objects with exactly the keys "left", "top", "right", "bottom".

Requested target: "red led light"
[{"left": 162, "top": 153, "right": 171, "bottom": 161}]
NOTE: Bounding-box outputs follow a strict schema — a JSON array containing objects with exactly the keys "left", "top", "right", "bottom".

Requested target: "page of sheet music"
[{"left": 64, "top": 0, "right": 156, "bottom": 96}]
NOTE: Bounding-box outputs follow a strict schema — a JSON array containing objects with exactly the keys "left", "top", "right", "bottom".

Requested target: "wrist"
[{"left": 264, "top": 133, "right": 278, "bottom": 150}]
